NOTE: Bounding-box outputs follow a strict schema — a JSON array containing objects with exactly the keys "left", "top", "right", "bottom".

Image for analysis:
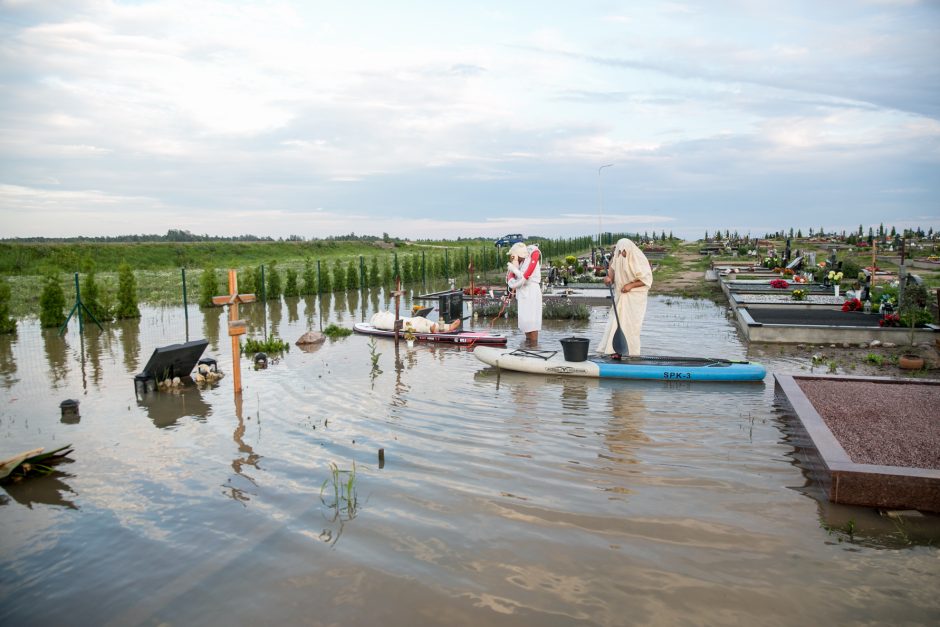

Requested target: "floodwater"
[{"left": 1, "top": 288, "right": 938, "bottom": 626}]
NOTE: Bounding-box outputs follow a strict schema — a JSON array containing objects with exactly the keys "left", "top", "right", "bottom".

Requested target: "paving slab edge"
[{"left": 774, "top": 373, "right": 940, "bottom": 512}]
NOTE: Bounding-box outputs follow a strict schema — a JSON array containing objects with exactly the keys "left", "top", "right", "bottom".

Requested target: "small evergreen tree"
[
  {"left": 302, "top": 258, "right": 316, "bottom": 295},
  {"left": 266, "top": 261, "right": 282, "bottom": 300},
  {"left": 115, "top": 262, "right": 140, "bottom": 319},
  {"left": 369, "top": 256, "right": 379, "bottom": 287},
  {"left": 332, "top": 259, "right": 346, "bottom": 291},
  {"left": 81, "top": 264, "right": 112, "bottom": 322},
  {"left": 284, "top": 268, "right": 299, "bottom": 297},
  {"left": 381, "top": 258, "right": 392, "bottom": 287},
  {"left": 252, "top": 265, "right": 264, "bottom": 297},
  {"left": 318, "top": 260, "right": 332, "bottom": 293},
  {"left": 0, "top": 276, "right": 16, "bottom": 334},
  {"left": 346, "top": 260, "right": 359, "bottom": 290},
  {"left": 402, "top": 255, "right": 413, "bottom": 284},
  {"left": 200, "top": 267, "right": 220, "bottom": 307},
  {"left": 39, "top": 273, "right": 67, "bottom": 328}
]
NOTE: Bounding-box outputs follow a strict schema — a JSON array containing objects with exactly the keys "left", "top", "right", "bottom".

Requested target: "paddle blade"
[
  {"left": 608, "top": 284, "right": 631, "bottom": 356},
  {"left": 612, "top": 328, "right": 629, "bottom": 356}
]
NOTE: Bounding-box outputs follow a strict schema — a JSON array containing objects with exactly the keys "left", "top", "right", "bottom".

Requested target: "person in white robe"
[
  {"left": 598, "top": 238, "right": 653, "bottom": 357},
  {"left": 370, "top": 311, "right": 460, "bottom": 334},
  {"left": 506, "top": 241, "right": 542, "bottom": 344}
]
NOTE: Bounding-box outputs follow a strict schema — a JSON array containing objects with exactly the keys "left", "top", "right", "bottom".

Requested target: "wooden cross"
[{"left": 211, "top": 269, "right": 256, "bottom": 394}]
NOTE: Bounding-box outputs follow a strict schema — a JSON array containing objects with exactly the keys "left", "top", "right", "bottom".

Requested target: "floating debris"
[{"left": 0, "top": 445, "right": 74, "bottom": 483}]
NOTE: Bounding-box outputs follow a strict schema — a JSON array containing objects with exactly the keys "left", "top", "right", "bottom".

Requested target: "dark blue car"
[{"left": 494, "top": 233, "right": 524, "bottom": 247}]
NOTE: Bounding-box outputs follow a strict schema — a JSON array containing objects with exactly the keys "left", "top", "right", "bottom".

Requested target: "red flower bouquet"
[
  {"left": 769, "top": 279, "right": 789, "bottom": 289},
  {"left": 842, "top": 298, "right": 863, "bottom": 312},
  {"left": 879, "top": 313, "right": 900, "bottom": 327}
]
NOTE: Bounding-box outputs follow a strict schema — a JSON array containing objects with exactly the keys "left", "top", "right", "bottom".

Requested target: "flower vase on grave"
[{"left": 834, "top": 285, "right": 840, "bottom": 297}]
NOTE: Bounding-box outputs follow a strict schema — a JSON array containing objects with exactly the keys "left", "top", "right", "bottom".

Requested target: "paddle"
[{"left": 608, "top": 284, "right": 629, "bottom": 357}]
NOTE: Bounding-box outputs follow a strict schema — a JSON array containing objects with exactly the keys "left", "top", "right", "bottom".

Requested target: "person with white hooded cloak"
[
  {"left": 598, "top": 238, "right": 653, "bottom": 357},
  {"left": 506, "top": 241, "right": 542, "bottom": 344}
]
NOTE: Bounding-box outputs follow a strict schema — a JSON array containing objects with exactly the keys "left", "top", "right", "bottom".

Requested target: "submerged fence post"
[
  {"left": 317, "top": 260, "right": 321, "bottom": 294},
  {"left": 422, "top": 251, "right": 426, "bottom": 286}
]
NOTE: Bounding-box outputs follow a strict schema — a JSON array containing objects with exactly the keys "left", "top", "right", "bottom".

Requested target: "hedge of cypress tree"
[
  {"left": 0, "top": 276, "right": 15, "bottom": 334},
  {"left": 318, "top": 260, "right": 332, "bottom": 293},
  {"left": 302, "top": 258, "right": 316, "bottom": 295},
  {"left": 346, "top": 260, "right": 359, "bottom": 290},
  {"left": 200, "top": 266, "right": 220, "bottom": 307},
  {"left": 381, "top": 258, "right": 392, "bottom": 287},
  {"left": 81, "top": 266, "right": 113, "bottom": 322},
  {"left": 266, "top": 260, "right": 282, "bottom": 300},
  {"left": 115, "top": 262, "right": 140, "bottom": 319},
  {"left": 284, "top": 268, "right": 299, "bottom": 297},
  {"left": 39, "top": 273, "right": 67, "bottom": 328},
  {"left": 332, "top": 259, "right": 346, "bottom": 291},
  {"left": 369, "top": 256, "right": 379, "bottom": 287}
]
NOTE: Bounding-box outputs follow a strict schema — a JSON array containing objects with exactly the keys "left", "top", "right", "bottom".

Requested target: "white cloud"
[{"left": 0, "top": 0, "right": 936, "bottom": 240}]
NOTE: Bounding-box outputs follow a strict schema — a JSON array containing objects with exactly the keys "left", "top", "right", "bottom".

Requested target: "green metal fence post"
[{"left": 182, "top": 268, "right": 189, "bottom": 342}]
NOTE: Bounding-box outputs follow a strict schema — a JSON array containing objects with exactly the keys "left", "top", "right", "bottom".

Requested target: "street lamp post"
[{"left": 597, "top": 163, "right": 613, "bottom": 248}]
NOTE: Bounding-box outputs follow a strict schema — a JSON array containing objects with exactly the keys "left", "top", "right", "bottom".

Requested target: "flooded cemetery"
[{"left": 2, "top": 271, "right": 939, "bottom": 625}]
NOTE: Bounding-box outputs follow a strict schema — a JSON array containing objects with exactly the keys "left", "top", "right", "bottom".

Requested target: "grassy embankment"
[
  {"left": 0, "top": 239, "right": 585, "bottom": 319},
  {"left": 649, "top": 243, "right": 724, "bottom": 301}
]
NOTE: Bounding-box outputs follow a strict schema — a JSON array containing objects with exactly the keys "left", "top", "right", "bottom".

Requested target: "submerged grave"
[{"left": 775, "top": 374, "right": 940, "bottom": 513}]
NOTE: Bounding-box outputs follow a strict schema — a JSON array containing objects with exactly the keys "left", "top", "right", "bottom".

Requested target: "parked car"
[{"left": 494, "top": 233, "right": 524, "bottom": 247}]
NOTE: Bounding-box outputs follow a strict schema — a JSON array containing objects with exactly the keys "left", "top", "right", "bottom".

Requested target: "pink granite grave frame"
[{"left": 774, "top": 373, "right": 940, "bottom": 512}]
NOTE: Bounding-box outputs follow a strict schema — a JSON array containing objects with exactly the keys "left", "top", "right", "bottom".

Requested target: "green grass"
[
  {"left": 323, "top": 324, "right": 353, "bottom": 339},
  {"left": 242, "top": 336, "right": 290, "bottom": 354},
  {"left": 0, "top": 238, "right": 595, "bottom": 319}
]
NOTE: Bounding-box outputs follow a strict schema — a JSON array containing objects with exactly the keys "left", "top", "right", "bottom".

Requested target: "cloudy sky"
[{"left": 1, "top": 0, "right": 938, "bottom": 240}]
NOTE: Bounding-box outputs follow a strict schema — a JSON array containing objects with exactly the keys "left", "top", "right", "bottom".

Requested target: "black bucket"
[{"left": 560, "top": 337, "right": 589, "bottom": 362}]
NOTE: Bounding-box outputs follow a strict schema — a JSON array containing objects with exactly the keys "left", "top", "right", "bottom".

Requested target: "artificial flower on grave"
[
  {"left": 769, "top": 279, "right": 789, "bottom": 289},
  {"left": 842, "top": 298, "right": 863, "bottom": 312},
  {"left": 792, "top": 275, "right": 806, "bottom": 283},
  {"left": 791, "top": 289, "right": 807, "bottom": 301},
  {"left": 879, "top": 313, "right": 901, "bottom": 327},
  {"left": 827, "top": 270, "right": 844, "bottom": 285}
]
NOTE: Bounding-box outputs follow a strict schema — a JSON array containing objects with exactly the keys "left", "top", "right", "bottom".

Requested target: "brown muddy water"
[{"left": 1, "top": 289, "right": 938, "bottom": 625}]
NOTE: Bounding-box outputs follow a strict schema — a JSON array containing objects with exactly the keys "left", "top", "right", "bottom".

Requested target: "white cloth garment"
[
  {"left": 598, "top": 238, "right": 653, "bottom": 356},
  {"left": 506, "top": 244, "right": 542, "bottom": 334},
  {"left": 370, "top": 311, "right": 436, "bottom": 334}
]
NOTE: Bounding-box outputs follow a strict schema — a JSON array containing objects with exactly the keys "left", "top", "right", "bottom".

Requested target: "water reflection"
[
  {"left": 813, "top": 498, "right": 940, "bottom": 549},
  {"left": 303, "top": 295, "right": 316, "bottom": 329},
  {"left": 318, "top": 294, "right": 332, "bottom": 329},
  {"left": 83, "top": 328, "right": 108, "bottom": 389},
  {"left": 222, "top": 394, "right": 262, "bottom": 506},
  {"left": 243, "top": 301, "right": 266, "bottom": 334},
  {"left": 602, "top": 381, "right": 649, "bottom": 463},
  {"left": 369, "top": 288, "right": 380, "bottom": 319},
  {"left": 286, "top": 297, "right": 298, "bottom": 324},
  {"left": 202, "top": 306, "right": 221, "bottom": 352},
  {"left": 0, "top": 331, "right": 18, "bottom": 388},
  {"left": 268, "top": 300, "right": 282, "bottom": 339},
  {"left": 2, "top": 470, "right": 78, "bottom": 510},
  {"left": 42, "top": 329, "right": 69, "bottom": 387},
  {"left": 347, "top": 290, "right": 359, "bottom": 321},
  {"left": 136, "top": 386, "right": 212, "bottom": 429},
  {"left": 119, "top": 317, "right": 141, "bottom": 374}
]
